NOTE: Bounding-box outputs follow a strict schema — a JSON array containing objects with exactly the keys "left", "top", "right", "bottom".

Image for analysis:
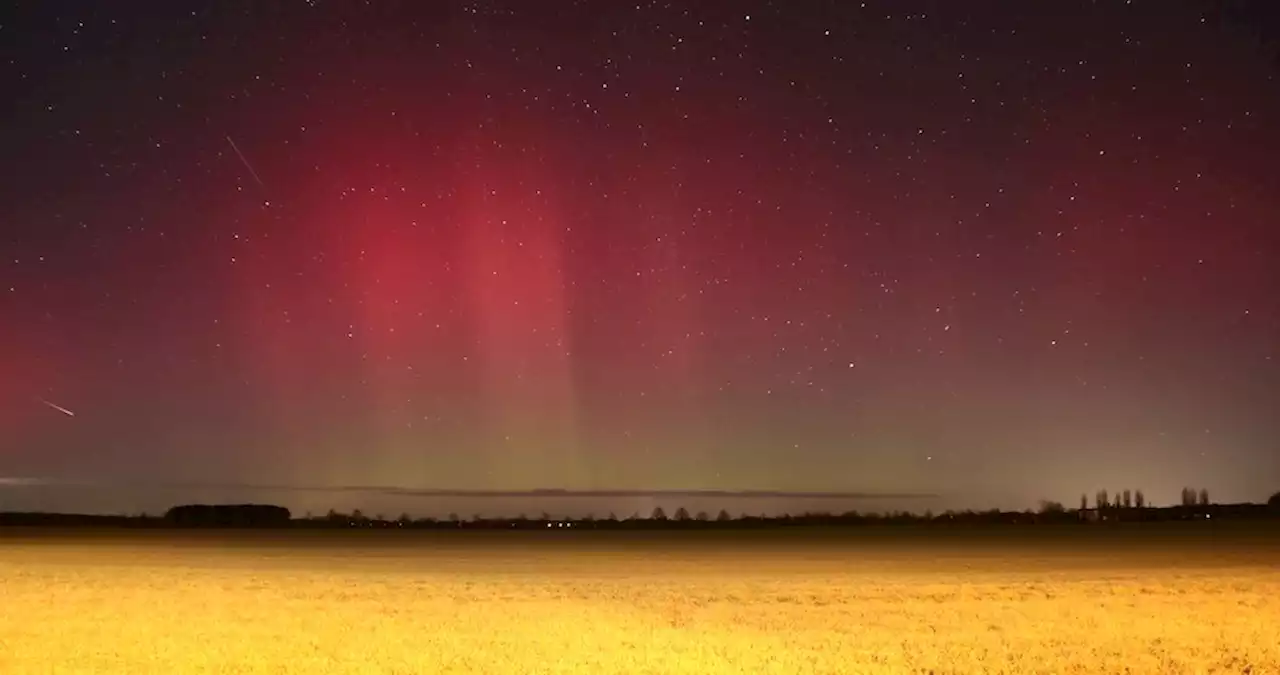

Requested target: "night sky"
[{"left": 2, "top": 1, "right": 1278, "bottom": 517}]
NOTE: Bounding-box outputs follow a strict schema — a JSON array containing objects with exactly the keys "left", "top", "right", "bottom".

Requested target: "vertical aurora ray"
[{"left": 455, "top": 141, "right": 584, "bottom": 488}]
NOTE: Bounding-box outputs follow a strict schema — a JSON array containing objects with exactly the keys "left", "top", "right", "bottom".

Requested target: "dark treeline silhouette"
[
  {"left": 165, "top": 503, "right": 292, "bottom": 528},
  {"left": 0, "top": 504, "right": 288, "bottom": 528},
  {"left": 3, "top": 492, "right": 1279, "bottom": 529}
]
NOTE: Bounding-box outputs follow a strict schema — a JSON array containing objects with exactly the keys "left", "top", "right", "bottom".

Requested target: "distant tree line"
[
  {"left": 1070, "top": 487, "right": 1214, "bottom": 513},
  {"left": 164, "top": 503, "right": 291, "bottom": 528},
  {"left": 296, "top": 495, "right": 1277, "bottom": 529},
  {"left": 2, "top": 492, "right": 1278, "bottom": 529}
]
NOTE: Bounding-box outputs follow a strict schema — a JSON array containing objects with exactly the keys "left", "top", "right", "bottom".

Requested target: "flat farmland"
[{"left": 1, "top": 524, "right": 1278, "bottom": 674}]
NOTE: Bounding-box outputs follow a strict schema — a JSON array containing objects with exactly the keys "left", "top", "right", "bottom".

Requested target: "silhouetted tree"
[
  {"left": 716, "top": 509, "right": 731, "bottom": 522},
  {"left": 1134, "top": 490, "right": 1146, "bottom": 509},
  {"left": 605, "top": 512, "right": 618, "bottom": 522},
  {"left": 1096, "top": 490, "right": 1109, "bottom": 509},
  {"left": 1181, "top": 487, "right": 1196, "bottom": 506},
  {"left": 397, "top": 512, "right": 411, "bottom": 524},
  {"left": 1269, "top": 492, "right": 1280, "bottom": 511},
  {"left": 1122, "top": 490, "right": 1132, "bottom": 508},
  {"left": 1080, "top": 494, "right": 1088, "bottom": 511},
  {"left": 673, "top": 507, "right": 690, "bottom": 521},
  {"left": 1038, "top": 500, "right": 1065, "bottom": 514},
  {"left": 694, "top": 511, "right": 709, "bottom": 521},
  {"left": 1198, "top": 488, "right": 1209, "bottom": 506},
  {"left": 651, "top": 506, "right": 668, "bottom": 520},
  {"left": 447, "top": 512, "right": 460, "bottom": 523}
]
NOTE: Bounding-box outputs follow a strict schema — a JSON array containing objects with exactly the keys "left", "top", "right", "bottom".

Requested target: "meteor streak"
[
  {"left": 225, "top": 134, "right": 265, "bottom": 188},
  {"left": 38, "top": 398, "right": 75, "bottom": 417}
]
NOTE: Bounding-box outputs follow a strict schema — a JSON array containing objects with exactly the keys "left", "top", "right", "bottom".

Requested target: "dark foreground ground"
[{"left": 3, "top": 520, "right": 1278, "bottom": 571}]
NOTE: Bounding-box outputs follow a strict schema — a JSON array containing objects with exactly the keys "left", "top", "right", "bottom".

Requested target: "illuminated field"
[{"left": 1, "top": 525, "right": 1277, "bottom": 674}]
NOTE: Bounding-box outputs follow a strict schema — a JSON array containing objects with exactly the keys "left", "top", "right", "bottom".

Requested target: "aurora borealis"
[{"left": 2, "top": 1, "right": 1278, "bottom": 517}]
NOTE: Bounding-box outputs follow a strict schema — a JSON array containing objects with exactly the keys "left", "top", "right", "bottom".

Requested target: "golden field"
[{"left": 1, "top": 525, "right": 1278, "bottom": 674}]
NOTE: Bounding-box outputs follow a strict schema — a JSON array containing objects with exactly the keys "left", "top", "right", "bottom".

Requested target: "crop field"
[{"left": 1, "top": 524, "right": 1278, "bottom": 674}]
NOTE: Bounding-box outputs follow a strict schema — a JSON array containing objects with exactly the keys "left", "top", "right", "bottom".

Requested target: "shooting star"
[
  {"left": 225, "top": 135, "right": 265, "bottom": 189},
  {"left": 38, "top": 398, "right": 75, "bottom": 417}
]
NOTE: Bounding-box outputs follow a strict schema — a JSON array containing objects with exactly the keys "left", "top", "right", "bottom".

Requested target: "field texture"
[{"left": 1, "top": 525, "right": 1278, "bottom": 674}]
